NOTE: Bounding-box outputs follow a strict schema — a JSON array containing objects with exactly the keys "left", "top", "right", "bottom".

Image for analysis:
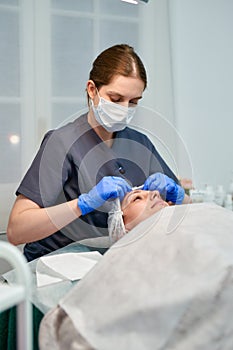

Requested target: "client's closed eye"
[{"left": 133, "top": 195, "right": 143, "bottom": 202}]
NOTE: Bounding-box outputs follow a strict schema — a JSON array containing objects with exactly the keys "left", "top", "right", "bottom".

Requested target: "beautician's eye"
[
  {"left": 129, "top": 100, "right": 138, "bottom": 107},
  {"left": 111, "top": 98, "right": 121, "bottom": 103},
  {"left": 108, "top": 94, "right": 122, "bottom": 103}
]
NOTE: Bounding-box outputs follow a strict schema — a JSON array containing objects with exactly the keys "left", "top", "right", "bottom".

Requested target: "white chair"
[{"left": 0, "top": 241, "right": 32, "bottom": 350}]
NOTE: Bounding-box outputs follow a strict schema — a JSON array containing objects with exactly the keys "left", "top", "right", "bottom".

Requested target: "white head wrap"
[{"left": 107, "top": 197, "right": 126, "bottom": 244}]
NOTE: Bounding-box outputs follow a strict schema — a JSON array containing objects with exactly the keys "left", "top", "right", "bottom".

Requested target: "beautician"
[{"left": 7, "top": 44, "right": 190, "bottom": 261}]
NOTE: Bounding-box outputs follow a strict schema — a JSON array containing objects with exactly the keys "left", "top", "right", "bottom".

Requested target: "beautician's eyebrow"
[{"left": 107, "top": 91, "right": 143, "bottom": 100}]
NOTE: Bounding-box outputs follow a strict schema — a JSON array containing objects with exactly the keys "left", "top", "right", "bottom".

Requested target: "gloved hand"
[
  {"left": 143, "top": 172, "right": 185, "bottom": 204},
  {"left": 78, "top": 176, "right": 132, "bottom": 215}
]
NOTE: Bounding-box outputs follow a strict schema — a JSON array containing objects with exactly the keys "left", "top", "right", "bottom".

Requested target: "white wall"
[
  {"left": 137, "top": 0, "right": 181, "bottom": 178},
  {"left": 2, "top": 0, "right": 232, "bottom": 234},
  {"left": 168, "top": 0, "right": 233, "bottom": 190}
]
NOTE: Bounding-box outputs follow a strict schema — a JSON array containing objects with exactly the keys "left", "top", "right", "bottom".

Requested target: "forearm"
[{"left": 7, "top": 198, "right": 81, "bottom": 245}]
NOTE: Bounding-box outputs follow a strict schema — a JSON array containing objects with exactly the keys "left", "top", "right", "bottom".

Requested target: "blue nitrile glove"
[
  {"left": 143, "top": 172, "right": 185, "bottom": 204},
  {"left": 78, "top": 176, "right": 132, "bottom": 215}
]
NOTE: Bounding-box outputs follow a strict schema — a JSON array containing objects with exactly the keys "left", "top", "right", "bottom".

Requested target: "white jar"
[
  {"left": 204, "top": 185, "right": 215, "bottom": 203},
  {"left": 228, "top": 179, "right": 233, "bottom": 200}
]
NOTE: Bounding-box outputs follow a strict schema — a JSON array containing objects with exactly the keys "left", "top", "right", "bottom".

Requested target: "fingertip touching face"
[{"left": 121, "top": 190, "right": 169, "bottom": 232}]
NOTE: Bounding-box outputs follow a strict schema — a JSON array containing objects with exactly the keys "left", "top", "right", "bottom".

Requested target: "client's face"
[{"left": 121, "top": 190, "right": 169, "bottom": 231}]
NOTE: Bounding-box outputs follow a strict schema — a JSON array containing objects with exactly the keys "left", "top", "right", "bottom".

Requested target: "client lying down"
[
  {"left": 108, "top": 189, "right": 171, "bottom": 243},
  {"left": 39, "top": 192, "right": 233, "bottom": 350}
]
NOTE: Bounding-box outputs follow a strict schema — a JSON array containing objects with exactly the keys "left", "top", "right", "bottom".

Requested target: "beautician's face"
[
  {"left": 87, "top": 75, "right": 144, "bottom": 110},
  {"left": 121, "top": 190, "right": 168, "bottom": 231},
  {"left": 97, "top": 75, "right": 144, "bottom": 107}
]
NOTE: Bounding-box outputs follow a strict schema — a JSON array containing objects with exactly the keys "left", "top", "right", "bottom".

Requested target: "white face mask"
[{"left": 91, "top": 91, "right": 137, "bottom": 132}]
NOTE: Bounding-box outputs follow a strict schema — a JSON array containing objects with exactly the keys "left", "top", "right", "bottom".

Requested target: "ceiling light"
[
  {"left": 121, "top": 0, "right": 138, "bottom": 4},
  {"left": 121, "top": 0, "right": 149, "bottom": 4}
]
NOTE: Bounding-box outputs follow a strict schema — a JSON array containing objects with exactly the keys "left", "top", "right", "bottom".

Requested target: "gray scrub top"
[{"left": 16, "top": 113, "right": 178, "bottom": 261}]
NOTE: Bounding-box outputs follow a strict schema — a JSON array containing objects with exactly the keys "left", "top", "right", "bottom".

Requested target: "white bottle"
[
  {"left": 228, "top": 179, "right": 233, "bottom": 201},
  {"left": 214, "top": 185, "right": 225, "bottom": 206},
  {"left": 224, "top": 194, "right": 233, "bottom": 210},
  {"left": 204, "top": 185, "right": 215, "bottom": 203}
]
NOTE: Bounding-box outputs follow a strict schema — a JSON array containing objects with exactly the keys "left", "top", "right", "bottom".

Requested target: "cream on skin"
[{"left": 121, "top": 190, "right": 169, "bottom": 232}]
